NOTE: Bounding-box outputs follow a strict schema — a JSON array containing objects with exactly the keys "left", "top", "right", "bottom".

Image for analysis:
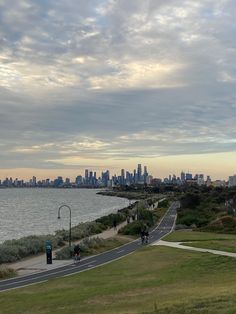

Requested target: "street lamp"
[{"left": 58, "top": 204, "right": 72, "bottom": 250}]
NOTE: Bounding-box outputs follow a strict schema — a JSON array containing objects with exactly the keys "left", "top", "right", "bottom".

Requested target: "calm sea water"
[{"left": 0, "top": 188, "right": 129, "bottom": 243}]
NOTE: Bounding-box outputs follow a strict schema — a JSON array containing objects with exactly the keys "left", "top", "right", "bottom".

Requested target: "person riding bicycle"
[
  {"left": 140, "top": 230, "right": 145, "bottom": 244},
  {"left": 73, "top": 244, "right": 81, "bottom": 262},
  {"left": 144, "top": 230, "right": 149, "bottom": 244}
]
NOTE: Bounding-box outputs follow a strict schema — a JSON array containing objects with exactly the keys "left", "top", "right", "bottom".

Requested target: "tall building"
[
  {"left": 144, "top": 166, "right": 148, "bottom": 183},
  {"left": 137, "top": 164, "right": 142, "bottom": 182},
  {"left": 185, "top": 173, "right": 193, "bottom": 180},
  {"left": 133, "top": 169, "right": 137, "bottom": 183},
  {"left": 229, "top": 175, "right": 236, "bottom": 187},
  {"left": 75, "top": 175, "right": 82, "bottom": 185},
  {"left": 85, "top": 169, "right": 89, "bottom": 184},
  {"left": 121, "top": 169, "right": 125, "bottom": 185},
  {"left": 102, "top": 170, "right": 110, "bottom": 186}
]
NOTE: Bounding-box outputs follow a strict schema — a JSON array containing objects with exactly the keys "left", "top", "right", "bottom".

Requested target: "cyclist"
[
  {"left": 73, "top": 244, "right": 81, "bottom": 263},
  {"left": 140, "top": 230, "right": 145, "bottom": 245},
  {"left": 144, "top": 230, "right": 149, "bottom": 244}
]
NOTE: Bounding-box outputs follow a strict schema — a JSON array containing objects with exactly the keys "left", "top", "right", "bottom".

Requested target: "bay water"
[{"left": 0, "top": 188, "right": 129, "bottom": 243}]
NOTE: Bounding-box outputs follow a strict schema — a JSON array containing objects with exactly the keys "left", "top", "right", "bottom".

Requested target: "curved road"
[{"left": 0, "top": 201, "right": 179, "bottom": 292}]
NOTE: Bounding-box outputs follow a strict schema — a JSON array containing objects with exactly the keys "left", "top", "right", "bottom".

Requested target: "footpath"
[
  {"left": 152, "top": 240, "right": 236, "bottom": 258},
  {"left": 9, "top": 221, "right": 127, "bottom": 277}
]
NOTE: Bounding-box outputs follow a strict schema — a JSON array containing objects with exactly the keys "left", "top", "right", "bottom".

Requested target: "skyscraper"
[
  {"left": 137, "top": 164, "right": 142, "bottom": 182},
  {"left": 85, "top": 169, "right": 89, "bottom": 184},
  {"left": 144, "top": 166, "right": 148, "bottom": 183}
]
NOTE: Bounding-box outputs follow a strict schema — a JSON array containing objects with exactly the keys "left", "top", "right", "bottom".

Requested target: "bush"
[
  {"left": 158, "top": 199, "right": 169, "bottom": 208},
  {"left": 118, "top": 221, "right": 144, "bottom": 235},
  {"left": 137, "top": 209, "right": 155, "bottom": 226},
  {"left": 0, "top": 234, "right": 64, "bottom": 263},
  {"left": 201, "top": 216, "right": 236, "bottom": 234},
  {"left": 55, "top": 237, "right": 107, "bottom": 260},
  {"left": 0, "top": 265, "right": 17, "bottom": 279},
  {"left": 180, "top": 192, "right": 201, "bottom": 209},
  {"left": 95, "top": 212, "right": 126, "bottom": 228},
  {"left": 55, "top": 246, "right": 72, "bottom": 260}
]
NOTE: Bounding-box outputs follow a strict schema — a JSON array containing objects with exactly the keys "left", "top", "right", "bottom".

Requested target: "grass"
[
  {"left": 1, "top": 246, "right": 236, "bottom": 314},
  {"left": 183, "top": 240, "right": 236, "bottom": 253},
  {"left": 163, "top": 230, "right": 236, "bottom": 242},
  {"left": 163, "top": 231, "right": 236, "bottom": 253}
]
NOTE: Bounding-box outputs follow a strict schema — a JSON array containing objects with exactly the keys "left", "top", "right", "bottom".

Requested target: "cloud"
[{"left": 0, "top": 0, "right": 235, "bottom": 173}]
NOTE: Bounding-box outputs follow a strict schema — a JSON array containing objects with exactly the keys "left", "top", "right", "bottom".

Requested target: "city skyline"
[
  {"left": 0, "top": 162, "right": 235, "bottom": 184},
  {"left": 0, "top": 1, "right": 235, "bottom": 179}
]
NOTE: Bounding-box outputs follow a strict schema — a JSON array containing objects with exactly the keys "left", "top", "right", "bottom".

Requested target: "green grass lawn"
[
  {"left": 163, "top": 231, "right": 236, "bottom": 242},
  {"left": 1, "top": 246, "right": 236, "bottom": 314},
  {"left": 163, "top": 231, "right": 236, "bottom": 253}
]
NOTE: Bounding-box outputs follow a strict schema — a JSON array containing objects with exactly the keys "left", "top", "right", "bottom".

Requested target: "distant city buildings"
[
  {"left": 0, "top": 166, "right": 235, "bottom": 188},
  {"left": 229, "top": 175, "right": 236, "bottom": 187}
]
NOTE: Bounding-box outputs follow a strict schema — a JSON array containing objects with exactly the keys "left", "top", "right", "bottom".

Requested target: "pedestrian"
[
  {"left": 127, "top": 216, "right": 130, "bottom": 224},
  {"left": 113, "top": 218, "right": 117, "bottom": 230}
]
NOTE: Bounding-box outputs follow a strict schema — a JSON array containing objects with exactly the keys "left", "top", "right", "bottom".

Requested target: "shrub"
[
  {"left": 201, "top": 216, "right": 236, "bottom": 234},
  {"left": 55, "top": 246, "right": 72, "bottom": 260},
  {"left": 55, "top": 237, "right": 107, "bottom": 260},
  {"left": 95, "top": 212, "right": 126, "bottom": 228},
  {"left": 180, "top": 192, "right": 201, "bottom": 209},
  {"left": 118, "top": 221, "right": 144, "bottom": 235},
  {"left": 0, "top": 265, "right": 17, "bottom": 279},
  {"left": 158, "top": 199, "right": 169, "bottom": 208}
]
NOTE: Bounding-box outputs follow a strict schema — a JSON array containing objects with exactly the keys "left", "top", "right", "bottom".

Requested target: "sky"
[{"left": 0, "top": 0, "right": 236, "bottom": 180}]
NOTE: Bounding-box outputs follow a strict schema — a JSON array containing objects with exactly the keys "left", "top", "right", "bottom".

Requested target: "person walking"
[{"left": 113, "top": 218, "right": 117, "bottom": 230}]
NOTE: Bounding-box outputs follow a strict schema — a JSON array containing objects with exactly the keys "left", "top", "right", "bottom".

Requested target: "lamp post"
[{"left": 58, "top": 205, "right": 72, "bottom": 250}]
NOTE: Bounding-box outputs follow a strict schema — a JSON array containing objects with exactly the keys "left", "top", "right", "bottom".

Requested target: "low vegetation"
[
  {"left": 0, "top": 234, "right": 64, "bottom": 263},
  {"left": 1, "top": 246, "right": 236, "bottom": 313},
  {"left": 0, "top": 265, "right": 16, "bottom": 279},
  {"left": 95, "top": 212, "right": 126, "bottom": 228},
  {"left": 55, "top": 236, "right": 130, "bottom": 260},
  {"left": 118, "top": 206, "right": 166, "bottom": 236},
  {"left": 176, "top": 186, "right": 236, "bottom": 233}
]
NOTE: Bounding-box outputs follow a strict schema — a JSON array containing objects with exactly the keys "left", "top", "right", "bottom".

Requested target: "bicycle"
[{"left": 74, "top": 252, "right": 81, "bottom": 264}]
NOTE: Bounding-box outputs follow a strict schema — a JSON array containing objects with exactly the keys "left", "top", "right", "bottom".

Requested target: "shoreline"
[
  {"left": 0, "top": 194, "right": 137, "bottom": 265},
  {"left": 0, "top": 188, "right": 129, "bottom": 244}
]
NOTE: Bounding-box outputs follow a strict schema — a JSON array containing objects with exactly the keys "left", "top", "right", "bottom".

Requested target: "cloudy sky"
[{"left": 0, "top": 0, "right": 235, "bottom": 180}]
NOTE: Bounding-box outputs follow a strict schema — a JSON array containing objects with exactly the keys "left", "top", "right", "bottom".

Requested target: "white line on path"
[{"left": 116, "top": 250, "right": 124, "bottom": 254}]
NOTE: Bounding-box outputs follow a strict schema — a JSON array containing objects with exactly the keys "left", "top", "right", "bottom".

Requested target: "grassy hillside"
[
  {"left": 1, "top": 246, "right": 236, "bottom": 314},
  {"left": 176, "top": 186, "right": 236, "bottom": 233}
]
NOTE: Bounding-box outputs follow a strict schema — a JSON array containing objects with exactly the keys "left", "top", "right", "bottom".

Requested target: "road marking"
[{"left": 116, "top": 250, "right": 124, "bottom": 254}]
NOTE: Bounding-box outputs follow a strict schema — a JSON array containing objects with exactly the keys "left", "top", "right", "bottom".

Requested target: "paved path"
[
  {"left": 0, "top": 202, "right": 179, "bottom": 292},
  {"left": 152, "top": 240, "right": 236, "bottom": 258}
]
